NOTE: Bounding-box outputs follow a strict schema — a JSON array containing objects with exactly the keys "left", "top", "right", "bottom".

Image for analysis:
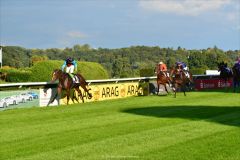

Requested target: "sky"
[{"left": 0, "top": 0, "right": 240, "bottom": 50}]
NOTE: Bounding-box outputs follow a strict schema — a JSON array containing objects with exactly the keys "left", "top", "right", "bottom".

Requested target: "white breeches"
[
  {"left": 66, "top": 65, "right": 74, "bottom": 73},
  {"left": 183, "top": 66, "right": 188, "bottom": 71}
]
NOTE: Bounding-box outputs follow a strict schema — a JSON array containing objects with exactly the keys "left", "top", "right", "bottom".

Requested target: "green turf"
[{"left": 0, "top": 92, "right": 240, "bottom": 160}]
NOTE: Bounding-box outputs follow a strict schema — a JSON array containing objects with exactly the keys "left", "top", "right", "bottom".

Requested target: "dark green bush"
[
  {"left": 140, "top": 68, "right": 155, "bottom": 77},
  {"left": 6, "top": 70, "right": 31, "bottom": 82},
  {"left": 190, "top": 68, "right": 206, "bottom": 75}
]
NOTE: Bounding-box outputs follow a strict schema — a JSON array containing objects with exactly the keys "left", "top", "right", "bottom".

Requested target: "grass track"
[{"left": 0, "top": 92, "right": 240, "bottom": 160}]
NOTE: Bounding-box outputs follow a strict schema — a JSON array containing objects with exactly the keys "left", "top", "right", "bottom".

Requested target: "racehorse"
[
  {"left": 218, "top": 62, "right": 233, "bottom": 81},
  {"left": 156, "top": 71, "right": 171, "bottom": 95},
  {"left": 50, "top": 69, "right": 92, "bottom": 105},
  {"left": 170, "top": 66, "right": 192, "bottom": 98},
  {"left": 218, "top": 62, "right": 233, "bottom": 90},
  {"left": 232, "top": 63, "right": 240, "bottom": 92}
]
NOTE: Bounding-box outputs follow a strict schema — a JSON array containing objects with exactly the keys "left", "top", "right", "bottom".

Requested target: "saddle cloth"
[{"left": 72, "top": 75, "right": 80, "bottom": 83}]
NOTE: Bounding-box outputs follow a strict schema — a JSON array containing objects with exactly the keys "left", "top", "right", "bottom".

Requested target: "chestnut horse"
[
  {"left": 156, "top": 71, "right": 171, "bottom": 95},
  {"left": 170, "top": 66, "right": 193, "bottom": 98},
  {"left": 50, "top": 69, "right": 92, "bottom": 105}
]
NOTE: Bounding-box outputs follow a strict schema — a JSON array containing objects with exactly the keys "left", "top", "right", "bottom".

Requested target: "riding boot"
[{"left": 69, "top": 73, "right": 75, "bottom": 83}]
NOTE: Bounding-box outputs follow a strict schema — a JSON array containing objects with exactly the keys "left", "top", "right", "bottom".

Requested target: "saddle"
[
  {"left": 69, "top": 73, "right": 80, "bottom": 83},
  {"left": 73, "top": 75, "right": 80, "bottom": 83}
]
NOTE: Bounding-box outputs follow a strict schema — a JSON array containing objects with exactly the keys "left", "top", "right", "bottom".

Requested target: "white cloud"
[
  {"left": 66, "top": 31, "right": 88, "bottom": 39},
  {"left": 139, "top": 0, "right": 233, "bottom": 16},
  {"left": 57, "top": 31, "right": 89, "bottom": 47}
]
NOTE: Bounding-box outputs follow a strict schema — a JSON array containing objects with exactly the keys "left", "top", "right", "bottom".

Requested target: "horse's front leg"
[
  {"left": 183, "top": 85, "right": 186, "bottom": 96},
  {"left": 172, "top": 83, "right": 177, "bottom": 98},
  {"left": 57, "top": 87, "right": 62, "bottom": 105},
  {"left": 66, "top": 89, "right": 70, "bottom": 105},
  {"left": 81, "top": 84, "right": 92, "bottom": 98}
]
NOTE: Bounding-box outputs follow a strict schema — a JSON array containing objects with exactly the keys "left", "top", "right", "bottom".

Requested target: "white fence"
[{"left": 0, "top": 76, "right": 157, "bottom": 88}]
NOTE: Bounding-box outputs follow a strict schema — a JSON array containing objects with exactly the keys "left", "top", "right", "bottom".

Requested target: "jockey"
[
  {"left": 155, "top": 61, "right": 169, "bottom": 77},
  {"left": 176, "top": 61, "right": 190, "bottom": 78},
  {"left": 233, "top": 57, "right": 240, "bottom": 71},
  {"left": 61, "top": 57, "right": 78, "bottom": 81}
]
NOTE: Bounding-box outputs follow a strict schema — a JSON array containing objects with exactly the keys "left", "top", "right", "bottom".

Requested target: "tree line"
[{"left": 1, "top": 44, "right": 239, "bottom": 78}]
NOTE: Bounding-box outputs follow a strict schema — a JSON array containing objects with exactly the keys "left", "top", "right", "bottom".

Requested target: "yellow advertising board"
[{"left": 60, "top": 82, "right": 145, "bottom": 105}]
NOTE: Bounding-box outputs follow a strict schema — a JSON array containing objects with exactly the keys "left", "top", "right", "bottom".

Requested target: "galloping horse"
[
  {"left": 218, "top": 62, "right": 233, "bottom": 81},
  {"left": 218, "top": 62, "right": 233, "bottom": 90},
  {"left": 232, "top": 63, "right": 240, "bottom": 92},
  {"left": 156, "top": 71, "right": 171, "bottom": 95},
  {"left": 50, "top": 69, "right": 92, "bottom": 105},
  {"left": 170, "top": 66, "right": 192, "bottom": 98}
]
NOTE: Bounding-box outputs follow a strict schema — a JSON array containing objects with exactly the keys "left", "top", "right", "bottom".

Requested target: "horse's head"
[
  {"left": 218, "top": 62, "right": 227, "bottom": 72},
  {"left": 171, "top": 68, "right": 187, "bottom": 81},
  {"left": 51, "top": 69, "right": 63, "bottom": 82},
  {"left": 218, "top": 62, "right": 233, "bottom": 79}
]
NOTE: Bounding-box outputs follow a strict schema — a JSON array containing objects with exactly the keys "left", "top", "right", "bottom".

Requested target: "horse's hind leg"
[
  {"left": 75, "top": 87, "right": 84, "bottom": 103},
  {"left": 164, "top": 84, "right": 169, "bottom": 94}
]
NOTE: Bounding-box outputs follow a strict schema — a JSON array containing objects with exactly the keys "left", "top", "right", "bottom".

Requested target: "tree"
[{"left": 30, "top": 55, "right": 49, "bottom": 66}]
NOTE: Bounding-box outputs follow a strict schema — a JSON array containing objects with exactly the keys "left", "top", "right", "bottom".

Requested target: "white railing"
[
  {"left": 0, "top": 76, "right": 157, "bottom": 88},
  {"left": 0, "top": 75, "right": 220, "bottom": 88}
]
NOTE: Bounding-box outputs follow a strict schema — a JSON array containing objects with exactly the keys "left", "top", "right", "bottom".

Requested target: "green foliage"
[
  {"left": 6, "top": 70, "right": 31, "bottom": 82},
  {"left": 30, "top": 60, "right": 63, "bottom": 82},
  {"left": 30, "top": 55, "right": 49, "bottom": 66},
  {"left": 2, "top": 45, "right": 240, "bottom": 78},
  {"left": 2, "top": 46, "right": 31, "bottom": 68},
  {"left": 77, "top": 61, "right": 109, "bottom": 80},
  {"left": 140, "top": 68, "right": 155, "bottom": 77},
  {"left": 30, "top": 60, "right": 108, "bottom": 82},
  {"left": 0, "top": 60, "right": 108, "bottom": 82},
  {"left": 190, "top": 68, "right": 207, "bottom": 75}
]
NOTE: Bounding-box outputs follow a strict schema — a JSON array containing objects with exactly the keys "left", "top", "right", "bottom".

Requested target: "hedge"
[
  {"left": 1, "top": 60, "right": 109, "bottom": 82},
  {"left": 6, "top": 70, "right": 32, "bottom": 82},
  {"left": 30, "top": 60, "right": 109, "bottom": 82}
]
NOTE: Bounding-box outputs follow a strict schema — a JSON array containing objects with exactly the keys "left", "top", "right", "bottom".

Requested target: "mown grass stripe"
[{"left": 0, "top": 92, "right": 239, "bottom": 160}]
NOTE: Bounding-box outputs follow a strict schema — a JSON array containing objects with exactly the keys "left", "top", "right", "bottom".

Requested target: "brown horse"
[
  {"left": 170, "top": 66, "right": 192, "bottom": 98},
  {"left": 51, "top": 69, "right": 92, "bottom": 105},
  {"left": 156, "top": 71, "right": 171, "bottom": 95},
  {"left": 218, "top": 62, "right": 233, "bottom": 90}
]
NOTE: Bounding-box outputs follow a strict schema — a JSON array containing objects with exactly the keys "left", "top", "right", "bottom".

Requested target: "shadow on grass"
[{"left": 123, "top": 106, "right": 240, "bottom": 127}]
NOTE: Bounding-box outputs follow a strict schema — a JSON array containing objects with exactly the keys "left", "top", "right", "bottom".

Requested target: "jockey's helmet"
[
  {"left": 159, "top": 61, "right": 163, "bottom": 64},
  {"left": 66, "top": 57, "right": 73, "bottom": 63}
]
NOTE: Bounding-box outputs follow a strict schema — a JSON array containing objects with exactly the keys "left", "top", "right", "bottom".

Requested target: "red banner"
[{"left": 194, "top": 79, "right": 232, "bottom": 90}]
